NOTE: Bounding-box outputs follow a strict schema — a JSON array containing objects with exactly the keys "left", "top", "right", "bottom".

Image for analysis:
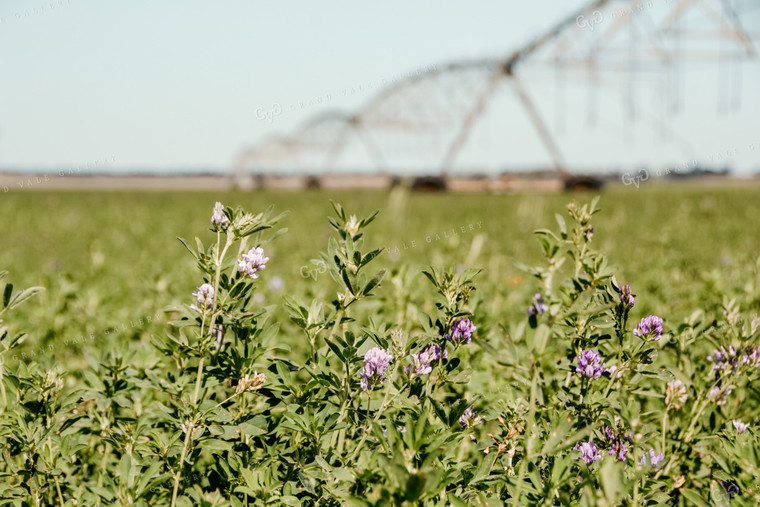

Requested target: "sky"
[{"left": 1, "top": 0, "right": 758, "bottom": 174}]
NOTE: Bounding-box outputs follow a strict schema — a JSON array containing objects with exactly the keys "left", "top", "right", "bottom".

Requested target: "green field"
[
  {"left": 2, "top": 184, "right": 759, "bottom": 367},
  {"left": 2, "top": 183, "right": 760, "bottom": 505}
]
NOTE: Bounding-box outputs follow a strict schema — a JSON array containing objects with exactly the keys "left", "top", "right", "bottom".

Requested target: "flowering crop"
[
  {"left": 633, "top": 314, "right": 664, "bottom": 341},
  {"left": 1, "top": 196, "right": 760, "bottom": 506}
]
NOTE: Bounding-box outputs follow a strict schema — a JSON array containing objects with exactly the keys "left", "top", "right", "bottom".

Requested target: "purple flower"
[
  {"left": 741, "top": 345, "right": 760, "bottom": 367},
  {"left": 633, "top": 315, "right": 663, "bottom": 341},
  {"left": 620, "top": 284, "right": 635, "bottom": 307},
  {"left": 574, "top": 440, "right": 602, "bottom": 465},
  {"left": 732, "top": 419, "right": 749, "bottom": 434},
  {"left": 211, "top": 201, "right": 229, "bottom": 229},
  {"left": 191, "top": 283, "right": 215, "bottom": 312},
  {"left": 709, "top": 345, "right": 741, "bottom": 375},
  {"left": 639, "top": 449, "right": 664, "bottom": 468},
  {"left": 360, "top": 347, "right": 392, "bottom": 391},
  {"left": 720, "top": 480, "right": 742, "bottom": 499},
  {"left": 601, "top": 420, "right": 630, "bottom": 461},
  {"left": 445, "top": 318, "right": 476, "bottom": 345},
  {"left": 608, "top": 441, "right": 629, "bottom": 461},
  {"left": 212, "top": 323, "right": 223, "bottom": 352},
  {"left": 237, "top": 247, "right": 269, "bottom": 279},
  {"left": 576, "top": 349, "right": 606, "bottom": 379},
  {"left": 404, "top": 345, "right": 448, "bottom": 376},
  {"left": 527, "top": 293, "right": 549, "bottom": 316},
  {"left": 458, "top": 407, "right": 482, "bottom": 429},
  {"left": 606, "top": 364, "right": 623, "bottom": 378},
  {"left": 707, "top": 384, "right": 734, "bottom": 405}
]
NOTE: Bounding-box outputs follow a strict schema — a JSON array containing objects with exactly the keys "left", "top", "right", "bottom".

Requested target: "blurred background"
[
  {"left": 1, "top": 0, "right": 759, "bottom": 367},
  {"left": 1, "top": 0, "right": 759, "bottom": 187}
]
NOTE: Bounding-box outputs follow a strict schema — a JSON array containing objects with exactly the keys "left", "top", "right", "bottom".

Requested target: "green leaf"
[
  {"left": 136, "top": 462, "right": 165, "bottom": 496},
  {"left": 362, "top": 270, "right": 386, "bottom": 296},
  {"left": 341, "top": 269, "right": 355, "bottom": 295},
  {"left": 404, "top": 473, "right": 426, "bottom": 502},
  {"left": 330, "top": 200, "right": 345, "bottom": 220},
  {"left": 360, "top": 210, "right": 379, "bottom": 228},
  {"left": 681, "top": 489, "right": 710, "bottom": 506},
  {"left": 332, "top": 468, "right": 354, "bottom": 482},
  {"left": 2, "top": 283, "right": 12, "bottom": 308},
  {"left": 471, "top": 451, "right": 497, "bottom": 484},
  {"left": 555, "top": 213, "right": 567, "bottom": 237},
  {"left": 7, "top": 287, "right": 44, "bottom": 310},
  {"left": 599, "top": 459, "right": 622, "bottom": 503},
  {"left": 240, "top": 468, "right": 258, "bottom": 490},
  {"left": 533, "top": 324, "right": 551, "bottom": 355},
  {"left": 177, "top": 237, "right": 199, "bottom": 259},
  {"left": 325, "top": 338, "right": 346, "bottom": 362},
  {"left": 298, "top": 470, "right": 316, "bottom": 494},
  {"left": 118, "top": 454, "right": 132, "bottom": 487}
]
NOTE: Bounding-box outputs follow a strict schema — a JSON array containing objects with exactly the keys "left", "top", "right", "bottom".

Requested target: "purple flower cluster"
[
  {"left": 708, "top": 345, "right": 740, "bottom": 375},
  {"left": 458, "top": 407, "right": 482, "bottom": 429},
  {"left": 445, "top": 318, "right": 476, "bottom": 345},
  {"left": 709, "top": 344, "right": 760, "bottom": 376},
  {"left": 574, "top": 440, "right": 602, "bottom": 465},
  {"left": 527, "top": 293, "right": 549, "bottom": 316},
  {"left": 237, "top": 247, "right": 269, "bottom": 279},
  {"left": 360, "top": 347, "right": 392, "bottom": 391},
  {"left": 620, "top": 284, "right": 635, "bottom": 307},
  {"left": 638, "top": 448, "right": 664, "bottom": 468},
  {"left": 576, "top": 349, "right": 607, "bottom": 379},
  {"left": 742, "top": 345, "right": 760, "bottom": 367},
  {"left": 404, "top": 344, "right": 447, "bottom": 376},
  {"left": 211, "top": 201, "right": 229, "bottom": 229},
  {"left": 191, "top": 283, "right": 215, "bottom": 312},
  {"left": 633, "top": 315, "right": 663, "bottom": 341},
  {"left": 707, "top": 384, "right": 734, "bottom": 405},
  {"left": 704, "top": 345, "right": 760, "bottom": 406},
  {"left": 608, "top": 440, "right": 629, "bottom": 462},
  {"left": 602, "top": 422, "right": 632, "bottom": 461}
]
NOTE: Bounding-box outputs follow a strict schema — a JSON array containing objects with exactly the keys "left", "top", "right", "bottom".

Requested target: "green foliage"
[{"left": 0, "top": 191, "right": 759, "bottom": 505}]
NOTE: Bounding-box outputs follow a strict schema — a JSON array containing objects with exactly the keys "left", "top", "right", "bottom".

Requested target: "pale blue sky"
[{"left": 1, "top": 0, "right": 758, "bottom": 174}]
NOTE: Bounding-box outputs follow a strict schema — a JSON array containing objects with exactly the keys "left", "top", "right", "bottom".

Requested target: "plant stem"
[
  {"left": 171, "top": 421, "right": 194, "bottom": 507},
  {"left": 329, "top": 308, "right": 344, "bottom": 340},
  {"left": 375, "top": 384, "right": 393, "bottom": 422},
  {"left": 192, "top": 357, "right": 205, "bottom": 406},
  {"left": 97, "top": 442, "right": 110, "bottom": 487},
  {"left": 348, "top": 389, "right": 388, "bottom": 463},
  {"left": 633, "top": 479, "right": 640, "bottom": 505},
  {"left": 53, "top": 475, "right": 65, "bottom": 507},
  {"left": 0, "top": 359, "right": 6, "bottom": 412},
  {"left": 511, "top": 367, "right": 538, "bottom": 507}
]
